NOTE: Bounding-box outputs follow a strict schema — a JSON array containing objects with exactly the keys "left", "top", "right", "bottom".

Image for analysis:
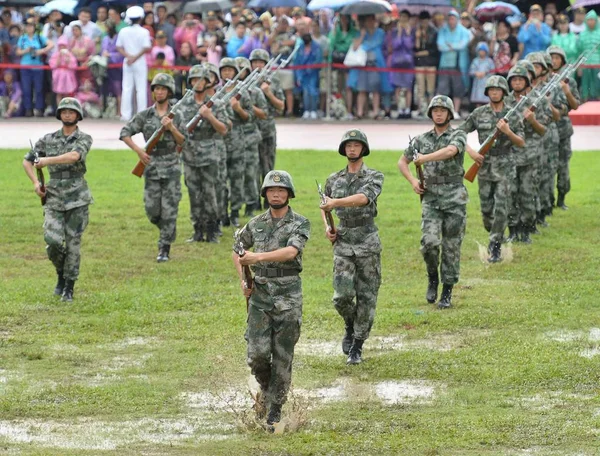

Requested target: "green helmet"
[
  {"left": 56, "top": 97, "right": 83, "bottom": 121},
  {"left": 219, "top": 57, "right": 239, "bottom": 74},
  {"left": 543, "top": 52, "right": 552, "bottom": 70},
  {"left": 234, "top": 56, "right": 251, "bottom": 73},
  {"left": 507, "top": 65, "right": 531, "bottom": 88},
  {"left": 547, "top": 45, "right": 566, "bottom": 65},
  {"left": 188, "top": 65, "right": 211, "bottom": 85},
  {"left": 249, "top": 49, "right": 270, "bottom": 63},
  {"left": 527, "top": 52, "right": 548, "bottom": 71},
  {"left": 426, "top": 95, "right": 454, "bottom": 121},
  {"left": 517, "top": 59, "right": 536, "bottom": 80},
  {"left": 260, "top": 170, "right": 296, "bottom": 198},
  {"left": 201, "top": 62, "right": 220, "bottom": 82},
  {"left": 150, "top": 73, "right": 175, "bottom": 94},
  {"left": 338, "top": 129, "right": 370, "bottom": 157},
  {"left": 484, "top": 75, "right": 509, "bottom": 97}
]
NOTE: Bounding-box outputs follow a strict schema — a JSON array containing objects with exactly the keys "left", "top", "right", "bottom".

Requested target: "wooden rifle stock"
[
  {"left": 415, "top": 164, "right": 425, "bottom": 202},
  {"left": 242, "top": 261, "right": 253, "bottom": 312},
  {"left": 325, "top": 211, "right": 336, "bottom": 236},
  {"left": 37, "top": 168, "right": 46, "bottom": 206},
  {"left": 131, "top": 112, "right": 175, "bottom": 177},
  {"left": 186, "top": 99, "right": 215, "bottom": 133},
  {"left": 464, "top": 131, "right": 499, "bottom": 182}
]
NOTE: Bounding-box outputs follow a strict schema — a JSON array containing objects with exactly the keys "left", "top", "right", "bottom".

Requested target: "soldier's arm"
[
  {"left": 202, "top": 104, "right": 228, "bottom": 135},
  {"left": 561, "top": 80, "right": 579, "bottom": 110},
  {"left": 524, "top": 107, "right": 546, "bottom": 136},
  {"left": 398, "top": 155, "right": 422, "bottom": 194},
  {"left": 22, "top": 138, "right": 46, "bottom": 196},
  {"left": 120, "top": 113, "right": 146, "bottom": 155},
  {"left": 262, "top": 83, "right": 285, "bottom": 111},
  {"left": 245, "top": 217, "right": 311, "bottom": 263},
  {"left": 253, "top": 90, "right": 268, "bottom": 120},
  {"left": 420, "top": 130, "right": 466, "bottom": 163}
]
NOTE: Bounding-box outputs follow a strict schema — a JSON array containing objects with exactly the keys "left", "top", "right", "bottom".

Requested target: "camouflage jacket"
[
  {"left": 119, "top": 102, "right": 186, "bottom": 180},
  {"left": 225, "top": 86, "right": 254, "bottom": 128},
  {"left": 404, "top": 126, "right": 469, "bottom": 209},
  {"left": 24, "top": 127, "right": 93, "bottom": 211},
  {"left": 258, "top": 75, "right": 285, "bottom": 137},
  {"left": 554, "top": 76, "right": 579, "bottom": 140},
  {"left": 325, "top": 163, "right": 384, "bottom": 257},
  {"left": 459, "top": 103, "right": 524, "bottom": 181},
  {"left": 543, "top": 82, "right": 566, "bottom": 151},
  {"left": 179, "top": 95, "right": 229, "bottom": 167},
  {"left": 241, "top": 86, "right": 268, "bottom": 145}
]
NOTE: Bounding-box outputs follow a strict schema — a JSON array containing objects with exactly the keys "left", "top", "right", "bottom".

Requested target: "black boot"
[
  {"left": 222, "top": 215, "right": 231, "bottom": 227},
  {"left": 61, "top": 280, "right": 74, "bottom": 302},
  {"left": 244, "top": 204, "right": 254, "bottom": 218},
  {"left": 157, "top": 245, "right": 170, "bottom": 263},
  {"left": 488, "top": 241, "right": 502, "bottom": 263},
  {"left": 186, "top": 228, "right": 204, "bottom": 243},
  {"left": 217, "top": 221, "right": 223, "bottom": 237},
  {"left": 557, "top": 193, "right": 568, "bottom": 210},
  {"left": 426, "top": 273, "right": 439, "bottom": 304},
  {"left": 437, "top": 284, "right": 453, "bottom": 309},
  {"left": 253, "top": 388, "right": 268, "bottom": 420},
  {"left": 537, "top": 212, "right": 549, "bottom": 228},
  {"left": 506, "top": 226, "right": 519, "bottom": 243},
  {"left": 206, "top": 222, "right": 220, "bottom": 244},
  {"left": 230, "top": 210, "right": 240, "bottom": 228},
  {"left": 54, "top": 272, "right": 65, "bottom": 296},
  {"left": 520, "top": 226, "right": 532, "bottom": 244},
  {"left": 530, "top": 222, "right": 541, "bottom": 235},
  {"left": 342, "top": 321, "right": 354, "bottom": 355},
  {"left": 266, "top": 403, "right": 282, "bottom": 425},
  {"left": 347, "top": 338, "right": 364, "bottom": 365}
]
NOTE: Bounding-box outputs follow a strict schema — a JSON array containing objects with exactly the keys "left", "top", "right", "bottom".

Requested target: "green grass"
[{"left": 1, "top": 149, "right": 600, "bottom": 455}]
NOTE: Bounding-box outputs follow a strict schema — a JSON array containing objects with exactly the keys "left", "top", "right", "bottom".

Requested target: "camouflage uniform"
[{"left": 236, "top": 172, "right": 310, "bottom": 408}]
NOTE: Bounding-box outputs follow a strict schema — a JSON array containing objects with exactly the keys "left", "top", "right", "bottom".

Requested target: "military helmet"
[
  {"left": 507, "top": 65, "right": 531, "bottom": 88},
  {"left": 527, "top": 52, "right": 548, "bottom": 70},
  {"left": 150, "top": 72, "right": 176, "bottom": 94},
  {"left": 543, "top": 52, "right": 552, "bottom": 70},
  {"left": 201, "top": 62, "right": 220, "bottom": 82},
  {"left": 547, "top": 45, "right": 566, "bottom": 64},
  {"left": 261, "top": 170, "right": 296, "bottom": 198},
  {"left": 234, "top": 56, "right": 252, "bottom": 73},
  {"left": 338, "top": 129, "right": 370, "bottom": 157},
  {"left": 250, "top": 48, "right": 270, "bottom": 63},
  {"left": 426, "top": 95, "right": 454, "bottom": 121},
  {"left": 484, "top": 75, "right": 509, "bottom": 97},
  {"left": 517, "top": 59, "right": 536, "bottom": 80},
  {"left": 56, "top": 97, "right": 83, "bottom": 121},
  {"left": 219, "top": 57, "right": 239, "bottom": 74},
  {"left": 187, "top": 65, "right": 211, "bottom": 85}
]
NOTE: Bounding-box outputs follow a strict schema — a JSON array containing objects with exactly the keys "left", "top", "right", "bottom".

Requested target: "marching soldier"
[
  {"left": 458, "top": 76, "right": 525, "bottom": 262},
  {"left": 120, "top": 73, "right": 186, "bottom": 262},
  {"left": 320, "top": 130, "right": 384, "bottom": 365},
  {"left": 232, "top": 170, "right": 310, "bottom": 427},
  {"left": 22, "top": 98, "right": 93, "bottom": 302},
  {"left": 179, "top": 65, "right": 228, "bottom": 243},
  {"left": 398, "top": 96, "right": 468, "bottom": 309}
]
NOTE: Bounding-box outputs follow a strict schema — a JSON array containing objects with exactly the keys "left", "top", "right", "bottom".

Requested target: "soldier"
[
  {"left": 504, "top": 61, "right": 550, "bottom": 243},
  {"left": 22, "top": 98, "right": 93, "bottom": 302},
  {"left": 120, "top": 73, "right": 186, "bottom": 262},
  {"left": 234, "top": 56, "right": 268, "bottom": 218},
  {"left": 320, "top": 130, "right": 384, "bottom": 365},
  {"left": 232, "top": 170, "right": 310, "bottom": 427},
  {"left": 547, "top": 45, "right": 580, "bottom": 210},
  {"left": 179, "top": 65, "right": 228, "bottom": 243},
  {"left": 220, "top": 58, "right": 254, "bottom": 228},
  {"left": 250, "top": 49, "right": 285, "bottom": 209},
  {"left": 458, "top": 76, "right": 525, "bottom": 262},
  {"left": 398, "top": 96, "right": 468, "bottom": 309}
]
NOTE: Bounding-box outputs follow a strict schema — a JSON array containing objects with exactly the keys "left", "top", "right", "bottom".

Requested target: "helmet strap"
[
  {"left": 270, "top": 199, "right": 289, "bottom": 210},
  {"left": 62, "top": 120, "right": 77, "bottom": 127}
]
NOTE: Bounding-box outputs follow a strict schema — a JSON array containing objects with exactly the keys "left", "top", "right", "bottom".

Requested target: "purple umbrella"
[{"left": 474, "top": 1, "right": 520, "bottom": 23}]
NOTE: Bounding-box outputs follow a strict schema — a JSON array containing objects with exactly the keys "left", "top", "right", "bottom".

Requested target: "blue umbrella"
[
  {"left": 248, "top": 0, "right": 306, "bottom": 8},
  {"left": 392, "top": 0, "right": 454, "bottom": 14},
  {"left": 307, "top": 0, "right": 359, "bottom": 11},
  {"left": 35, "top": 0, "right": 78, "bottom": 15}
]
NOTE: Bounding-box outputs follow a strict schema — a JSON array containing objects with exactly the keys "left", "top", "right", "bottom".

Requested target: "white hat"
[{"left": 125, "top": 6, "right": 144, "bottom": 20}]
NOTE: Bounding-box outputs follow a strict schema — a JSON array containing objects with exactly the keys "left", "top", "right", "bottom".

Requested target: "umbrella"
[
  {"left": 35, "top": 0, "right": 78, "bottom": 15},
  {"left": 308, "top": 0, "right": 360, "bottom": 11},
  {"left": 183, "top": 0, "right": 233, "bottom": 14},
  {"left": 571, "top": 0, "right": 600, "bottom": 7},
  {"left": 392, "top": 0, "right": 453, "bottom": 14},
  {"left": 0, "top": 0, "right": 45, "bottom": 6},
  {"left": 341, "top": 0, "right": 392, "bottom": 15},
  {"left": 474, "top": 1, "right": 520, "bottom": 22},
  {"left": 247, "top": 0, "right": 306, "bottom": 8}
]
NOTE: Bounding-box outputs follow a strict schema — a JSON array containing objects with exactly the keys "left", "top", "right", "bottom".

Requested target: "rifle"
[
  {"left": 463, "top": 94, "right": 530, "bottom": 183},
  {"left": 31, "top": 140, "right": 46, "bottom": 206},
  {"left": 409, "top": 135, "right": 425, "bottom": 202},
  {"left": 233, "top": 229, "right": 253, "bottom": 312},
  {"left": 316, "top": 180, "right": 336, "bottom": 240},
  {"left": 221, "top": 68, "right": 262, "bottom": 104}
]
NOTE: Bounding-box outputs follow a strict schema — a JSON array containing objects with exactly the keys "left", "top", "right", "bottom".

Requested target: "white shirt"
[
  {"left": 569, "top": 22, "right": 586, "bottom": 34},
  {"left": 64, "top": 20, "right": 102, "bottom": 40},
  {"left": 116, "top": 24, "right": 152, "bottom": 65}
]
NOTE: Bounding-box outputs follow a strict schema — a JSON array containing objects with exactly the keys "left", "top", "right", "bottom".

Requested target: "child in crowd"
[
  {"left": 0, "top": 70, "right": 23, "bottom": 118},
  {"left": 75, "top": 78, "right": 102, "bottom": 118},
  {"left": 48, "top": 37, "right": 78, "bottom": 106},
  {"left": 469, "top": 42, "right": 495, "bottom": 107}
]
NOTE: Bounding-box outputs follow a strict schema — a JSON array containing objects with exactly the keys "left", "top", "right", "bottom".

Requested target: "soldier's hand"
[
  {"left": 241, "top": 280, "right": 253, "bottom": 298},
  {"left": 136, "top": 148, "right": 151, "bottom": 165},
  {"left": 412, "top": 178, "right": 424, "bottom": 195},
  {"left": 230, "top": 97, "right": 241, "bottom": 110},
  {"left": 199, "top": 105, "right": 212, "bottom": 119},
  {"left": 413, "top": 153, "right": 426, "bottom": 166},
  {"left": 34, "top": 182, "right": 46, "bottom": 198},
  {"left": 34, "top": 157, "right": 47, "bottom": 169},
  {"left": 523, "top": 108, "right": 535, "bottom": 121},
  {"left": 560, "top": 80, "right": 570, "bottom": 94},
  {"left": 496, "top": 118, "right": 510, "bottom": 134},
  {"left": 325, "top": 227, "right": 337, "bottom": 243},
  {"left": 261, "top": 82, "right": 270, "bottom": 92},
  {"left": 161, "top": 116, "right": 174, "bottom": 131},
  {"left": 319, "top": 196, "right": 336, "bottom": 212},
  {"left": 472, "top": 153, "right": 484, "bottom": 166},
  {"left": 239, "top": 251, "right": 260, "bottom": 266}
]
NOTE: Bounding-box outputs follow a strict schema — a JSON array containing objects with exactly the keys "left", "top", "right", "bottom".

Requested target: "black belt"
[
  {"left": 488, "top": 148, "right": 512, "bottom": 157},
  {"left": 425, "top": 175, "right": 463, "bottom": 185},
  {"left": 49, "top": 171, "right": 84, "bottom": 179},
  {"left": 339, "top": 218, "right": 374, "bottom": 228},
  {"left": 153, "top": 148, "right": 173, "bottom": 156},
  {"left": 254, "top": 267, "right": 299, "bottom": 278}
]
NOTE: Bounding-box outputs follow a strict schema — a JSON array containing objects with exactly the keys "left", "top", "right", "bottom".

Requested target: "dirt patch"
[
  {"left": 545, "top": 330, "right": 585, "bottom": 342},
  {"left": 513, "top": 392, "right": 596, "bottom": 411},
  {"left": 375, "top": 380, "right": 436, "bottom": 405}
]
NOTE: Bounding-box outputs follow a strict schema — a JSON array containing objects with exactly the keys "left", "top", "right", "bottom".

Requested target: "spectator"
[
  {"left": 143, "top": 12, "right": 156, "bottom": 40},
  {"left": 1, "top": 9, "right": 12, "bottom": 28},
  {"left": 174, "top": 14, "right": 203, "bottom": 54},
  {"left": 148, "top": 51, "right": 173, "bottom": 82},
  {"left": 64, "top": 7, "right": 101, "bottom": 42},
  {"left": 149, "top": 30, "right": 175, "bottom": 66},
  {"left": 108, "top": 7, "right": 128, "bottom": 34},
  {"left": 7, "top": 24, "right": 21, "bottom": 63},
  {"left": 16, "top": 18, "right": 53, "bottom": 117},
  {"left": 414, "top": 11, "right": 439, "bottom": 117},
  {"left": 204, "top": 34, "right": 223, "bottom": 65},
  {"left": 239, "top": 20, "right": 269, "bottom": 56},
  {"left": 225, "top": 8, "right": 244, "bottom": 43},
  {"left": 387, "top": 9, "right": 415, "bottom": 119},
  {"left": 227, "top": 21, "right": 249, "bottom": 57},
  {"left": 41, "top": 10, "right": 64, "bottom": 58},
  {"left": 570, "top": 7, "right": 587, "bottom": 35},
  {"left": 432, "top": 12, "right": 445, "bottom": 30},
  {"left": 0, "top": 23, "right": 9, "bottom": 62},
  {"left": 167, "top": 14, "right": 177, "bottom": 28},
  {"left": 552, "top": 14, "right": 578, "bottom": 64},
  {"left": 96, "top": 6, "right": 108, "bottom": 36},
  {"left": 155, "top": 3, "right": 175, "bottom": 49},
  {"left": 329, "top": 14, "right": 357, "bottom": 117},
  {"left": 174, "top": 41, "right": 198, "bottom": 98},
  {"left": 348, "top": 15, "right": 391, "bottom": 119},
  {"left": 460, "top": 12, "right": 475, "bottom": 41},
  {"left": 101, "top": 20, "right": 123, "bottom": 117},
  {"left": 49, "top": 37, "right": 78, "bottom": 106},
  {"left": 295, "top": 32, "right": 322, "bottom": 119},
  {"left": 436, "top": 10, "right": 470, "bottom": 118},
  {"left": 260, "top": 11, "right": 274, "bottom": 33},
  {"left": 578, "top": 10, "right": 600, "bottom": 102},
  {"left": 517, "top": 4, "right": 552, "bottom": 57},
  {"left": 68, "top": 24, "right": 95, "bottom": 84},
  {"left": 270, "top": 18, "right": 296, "bottom": 116},
  {"left": 469, "top": 41, "right": 494, "bottom": 107},
  {"left": 311, "top": 19, "right": 331, "bottom": 115},
  {"left": 545, "top": 2, "right": 558, "bottom": 17},
  {"left": 142, "top": 2, "right": 154, "bottom": 14},
  {"left": 490, "top": 19, "right": 520, "bottom": 77},
  {"left": 0, "top": 70, "right": 23, "bottom": 118},
  {"left": 317, "top": 9, "right": 334, "bottom": 36},
  {"left": 545, "top": 13, "right": 556, "bottom": 34}
]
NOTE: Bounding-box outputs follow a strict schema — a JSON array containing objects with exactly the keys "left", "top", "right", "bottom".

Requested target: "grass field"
[{"left": 1, "top": 148, "right": 600, "bottom": 455}]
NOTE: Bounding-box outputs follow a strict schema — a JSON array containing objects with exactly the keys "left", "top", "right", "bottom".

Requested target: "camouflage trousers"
[
  {"left": 557, "top": 136, "right": 572, "bottom": 196},
  {"left": 216, "top": 145, "right": 228, "bottom": 221},
  {"left": 144, "top": 176, "right": 182, "bottom": 248},
  {"left": 540, "top": 134, "right": 559, "bottom": 213},
  {"left": 243, "top": 142, "right": 260, "bottom": 207},
  {"left": 258, "top": 135, "right": 276, "bottom": 181},
  {"left": 225, "top": 135, "right": 245, "bottom": 212},
  {"left": 420, "top": 203, "right": 466, "bottom": 285},
  {"left": 246, "top": 294, "right": 302, "bottom": 405},
  {"left": 332, "top": 254, "right": 381, "bottom": 341},
  {"left": 478, "top": 177, "right": 510, "bottom": 243},
  {"left": 183, "top": 162, "right": 218, "bottom": 230},
  {"left": 508, "top": 164, "right": 537, "bottom": 228},
  {"left": 44, "top": 205, "right": 89, "bottom": 281}
]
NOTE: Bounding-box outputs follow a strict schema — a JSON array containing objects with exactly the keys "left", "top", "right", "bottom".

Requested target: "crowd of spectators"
[{"left": 0, "top": 1, "right": 599, "bottom": 121}]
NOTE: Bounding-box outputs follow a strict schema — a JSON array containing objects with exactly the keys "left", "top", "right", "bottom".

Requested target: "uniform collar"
[
  {"left": 260, "top": 206, "right": 295, "bottom": 226},
  {"left": 427, "top": 125, "right": 454, "bottom": 137},
  {"left": 56, "top": 126, "right": 80, "bottom": 139},
  {"left": 340, "top": 162, "right": 367, "bottom": 177}
]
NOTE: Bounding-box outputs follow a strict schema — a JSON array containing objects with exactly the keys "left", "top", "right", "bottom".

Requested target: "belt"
[
  {"left": 424, "top": 175, "right": 463, "bottom": 185},
  {"left": 49, "top": 171, "right": 84, "bottom": 179},
  {"left": 339, "top": 217, "right": 374, "bottom": 228},
  {"left": 254, "top": 267, "right": 300, "bottom": 278},
  {"left": 153, "top": 147, "right": 173, "bottom": 156},
  {"left": 488, "top": 148, "right": 512, "bottom": 157}
]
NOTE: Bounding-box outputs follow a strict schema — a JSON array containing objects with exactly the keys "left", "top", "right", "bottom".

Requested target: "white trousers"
[{"left": 121, "top": 60, "right": 148, "bottom": 121}]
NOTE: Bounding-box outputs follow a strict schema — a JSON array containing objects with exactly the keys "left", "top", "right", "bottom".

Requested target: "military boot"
[
  {"left": 506, "top": 225, "right": 519, "bottom": 243},
  {"left": 530, "top": 223, "right": 541, "bottom": 235},
  {"left": 157, "top": 245, "right": 170, "bottom": 263},
  {"left": 557, "top": 193, "right": 568, "bottom": 210},
  {"left": 186, "top": 228, "right": 204, "bottom": 243},
  {"left": 253, "top": 388, "right": 268, "bottom": 420},
  {"left": 244, "top": 204, "right": 255, "bottom": 218},
  {"left": 230, "top": 210, "right": 240, "bottom": 228},
  {"left": 437, "top": 284, "right": 453, "bottom": 309},
  {"left": 266, "top": 403, "right": 282, "bottom": 425},
  {"left": 206, "top": 222, "right": 220, "bottom": 244},
  {"left": 54, "top": 272, "right": 65, "bottom": 296},
  {"left": 426, "top": 273, "right": 439, "bottom": 304},
  {"left": 61, "top": 280, "right": 74, "bottom": 302},
  {"left": 537, "top": 211, "right": 549, "bottom": 228},
  {"left": 222, "top": 215, "right": 231, "bottom": 227},
  {"left": 488, "top": 241, "right": 502, "bottom": 263},
  {"left": 342, "top": 320, "right": 354, "bottom": 355},
  {"left": 347, "top": 339, "right": 364, "bottom": 365},
  {"left": 520, "top": 226, "right": 532, "bottom": 244},
  {"left": 217, "top": 221, "right": 223, "bottom": 237}
]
